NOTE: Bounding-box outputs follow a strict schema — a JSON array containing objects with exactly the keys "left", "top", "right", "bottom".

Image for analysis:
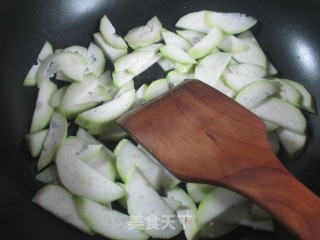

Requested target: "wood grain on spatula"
[{"left": 118, "top": 80, "right": 320, "bottom": 240}]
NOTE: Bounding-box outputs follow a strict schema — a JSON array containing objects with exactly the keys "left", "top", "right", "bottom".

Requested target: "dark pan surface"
[{"left": 1, "top": 0, "right": 320, "bottom": 239}]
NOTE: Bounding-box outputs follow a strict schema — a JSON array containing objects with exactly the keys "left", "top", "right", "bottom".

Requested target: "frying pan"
[{"left": 1, "top": 0, "right": 320, "bottom": 239}]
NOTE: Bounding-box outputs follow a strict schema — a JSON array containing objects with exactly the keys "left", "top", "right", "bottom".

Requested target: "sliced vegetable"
[
  {"left": 114, "top": 79, "right": 134, "bottom": 98},
  {"left": 161, "top": 169, "right": 181, "bottom": 190},
  {"left": 124, "top": 16, "right": 162, "bottom": 49},
  {"left": 64, "top": 45, "right": 87, "bottom": 57},
  {"left": 76, "top": 127, "right": 114, "bottom": 160},
  {"left": 55, "top": 71, "right": 72, "bottom": 82},
  {"left": 32, "top": 184, "right": 92, "bottom": 234},
  {"left": 161, "top": 44, "right": 196, "bottom": 64},
  {"left": 132, "top": 52, "right": 162, "bottom": 76},
  {"left": 228, "top": 58, "right": 239, "bottom": 66},
  {"left": 188, "top": 27, "right": 223, "bottom": 59},
  {"left": 55, "top": 52, "right": 87, "bottom": 81},
  {"left": 86, "top": 120, "right": 121, "bottom": 136},
  {"left": 86, "top": 150, "right": 116, "bottom": 181},
  {"left": 162, "top": 28, "right": 191, "bottom": 51},
  {"left": 23, "top": 64, "right": 40, "bottom": 86},
  {"left": 49, "top": 86, "right": 67, "bottom": 110},
  {"left": 37, "top": 112, "right": 68, "bottom": 171},
  {"left": 100, "top": 15, "right": 127, "bottom": 49},
  {"left": 166, "top": 70, "right": 194, "bottom": 88},
  {"left": 136, "top": 43, "right": 164, "bottom": 52},
  {"left": 264, "top": 120, "right": 279, "bottom": 132},
  {"left": 176, "top": 64, "right": 194, "bottom": 75},
  {"left": 157, "top": 57, "right": 176, "bottom": 72},
  {"left": 23, "top": 41, "right": 53, "bottom": 90},
  {"left": 186, "top": 183, "right": 215, "bottom": 203},
  {"left": 87, "top": 43, "right": 105, "bottom": 77},
  {"left": 166, "top": 187, "right": 199, "bottom": 240},
  {"left": 276, "top": 128, "right": 307, "bottom": 159},
  {"left": 271, "top": 78, "right": 302, "bottom": 107},
  {"left": 37, "top": 52, "right": 87, "bottom": 87},
  {"left": 56, "top": 138, "right": 124, "bottom": 203},
  {"left": 218, "top": 202, "right": 274, "bottom": 232},
  {"left": 145, "top": 78, "right": 169, "bottom": 101},
  {"left": 194, "top": 52, "right": 231, "bottom": 87},
  {"left": 98, "top": 124, "right": 128, "bottom": 141},
  {"left": 163, "top": 197, "right": 182, "bottom": 212},
  {"left": 133, "top": 84, "right": 148, "bottom": 107},
  {"left": 93, "top": 32, "right": 127, "bottom": 62},
  {"left": 197, "top": 188, "right": 246, "bottom": 228},
  {"left": 65, "top": 135, "right": 116, "bottom": 181},
  {"left": 61, "top": 136, "right": 88, "bottom": 154},
  {"left": 235, "top": 80, "right": 278, "bottom": 108},
  {"left": 205, "top": 11, "right": 257, "bottom": 34},
  {"left": 115, "top": 139, "right": 163, "bottom": 189},
  {"left": 30, "top": 80, "right": 57, "bottom": 133},
  {"left": 227, "top": 63, "right": 267, "bottom": 78},
  {"left": 238, "top": 31, "right": 278, "bottom": 74},
  {"left": 75, "top": 89, "right": 135, "bottom": 129},
  {"left": 35, "top": 165, "right": 60, "bottom": 184},
  {"left": 223, "top": 71, "right": 263, "bottom": 92},
  {"left": 126, "top": 167, "right": 182, "bottom": 238},
  {"left": 112, "top": 71, "right": 134, "bottom": 88},
  {"left": 75, "top": 197, "right": 148, "bottom": 240},
  {"left": 251, "top": 97, "right": 306, "bottom": 134},
  {"left": 285, "top": 79, "right": 316, "bottom": 113},
  {"left": 60, "top": 75, "right": 111, "bottom": 118},
  {"left": 175, "top": 11, "right": 211, "bottom": 34},
  {"left": 137, "top": 145, "right": 181, "bottom": 189},
  {"left": 114, "top": 51, "right": 155, "bottom": 73},
  {"left": 218, "top": 35, "right": 249, "bottom": 53},
  {"left": 233, "top": 42, "right": 267, "bottom": 69},
  {"left": 78, "top": 144, "right": 102, "bottom": 162},
  {"left": 25, "top": 129, "right": 48, "bottom": 157},
  {"left": 176, "top": 62, "right": 194, "bottom": 74},
  {"left": 98, "top": 70, "right": 113, "bottom": 86},
  {"left": 266, "top": 62, "right": 278, "bottom": 77},
  {"left": 176, "top": 30, "right": 205, "bottom": 46},
  {"left": 237, "top": 30, "right": 257, "bottom": 44},
  {"left": 214, "top": 78, "right": 236, "bottom": 98},
  {"left": 37, "top": 41, "right": 54, "bottom": 62}
]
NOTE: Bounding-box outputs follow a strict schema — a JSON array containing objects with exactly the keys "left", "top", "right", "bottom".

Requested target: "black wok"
[{"left": 1, "top": 0, "right": 320, "bottom": 239}]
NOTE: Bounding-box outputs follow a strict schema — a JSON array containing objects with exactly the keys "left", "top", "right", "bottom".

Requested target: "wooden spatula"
[{"left": 118, "top": 80, "right": 320, "bottom": 240}]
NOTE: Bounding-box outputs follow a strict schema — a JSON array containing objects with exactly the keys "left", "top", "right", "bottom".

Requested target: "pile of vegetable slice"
[{"left": 24, "top": 10, "right": 316, "bottom": 240}]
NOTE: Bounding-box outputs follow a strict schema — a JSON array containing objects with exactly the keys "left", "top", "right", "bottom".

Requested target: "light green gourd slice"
[
  {"left": 251, "top": 97, "right": 306, "bottom": 134},
  {"left": 175, "top": 11, "right": 211, "bottom": 34},
  {"left": 126, "top": 167, "right": 183, "bottom": 238},
  {"left": 100, "top": 15, "right": 127, "bottom": 49},
  {"left": 25, "top": 129, "right": 48, "bottom": 157},
  {"left": 32, "top": 185, "right": 93, "bottom": 234},
  {"left": 93, "top": 32, "right": 127, "bottom": 62},
  {"left": 160, "top": 44, "right": 196, "bottom": 64},
  {"left": 124, "top": 16, "right": 162, "bottom": 49},
  {"left": 194, "top": 52, "right": 231, "bottom": 87},
  {"left": 276, "top": 128, "right": 307, "bottom": 159},
  {"left": 29, "top": 80, "right": 57, "bottom": 133},
  {"left": 37, "top": 112, "right": 68, "bottom": 171},
  {"left": 188, "top": 27, "right": 223, "bottom": 59},
  {"left": 56, "top": 138, "right": 124, "bottom": 203},
  {"left": 205, "top": 11, "right": 257, "bottom": 34}
]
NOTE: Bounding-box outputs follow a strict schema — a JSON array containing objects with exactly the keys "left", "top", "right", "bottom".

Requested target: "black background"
[{"left": 1, "top": 0, "right": 320, "bottom": 239}]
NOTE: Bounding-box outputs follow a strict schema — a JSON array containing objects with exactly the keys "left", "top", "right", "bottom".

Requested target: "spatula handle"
[{"left": 221, "top": 156, "right": 320, "bottom": 240}]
